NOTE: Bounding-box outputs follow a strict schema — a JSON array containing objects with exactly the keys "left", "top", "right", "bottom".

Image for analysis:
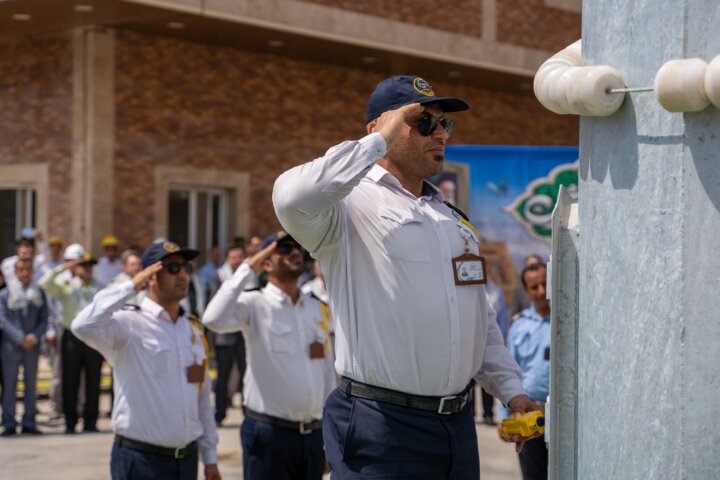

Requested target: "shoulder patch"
[
  {"left": 309, "top": 292, "right": 328, "bottom": 307},
  {"left": 187, "top": 313, "right": 201, "bottom": 327},
  {"left": 444, "top": 201, "right": 469, "bottom": 222}
]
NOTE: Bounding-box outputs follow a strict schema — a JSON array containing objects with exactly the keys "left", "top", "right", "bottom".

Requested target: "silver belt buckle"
[
  {"left": 299, "top": 422, "right": 311, "bottom": 435},
  {"left": 437, "top": 396, "right": 458, "bottom": 415},
  {"left": 174, "top": 447, "right": 184, "bottom": 459}
]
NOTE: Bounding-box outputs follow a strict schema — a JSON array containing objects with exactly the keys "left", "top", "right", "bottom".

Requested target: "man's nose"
[{"left": 432, "top": 124, "right": 450, "bottom": 141}]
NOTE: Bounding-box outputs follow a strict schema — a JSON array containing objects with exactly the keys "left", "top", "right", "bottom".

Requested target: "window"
[
  {"left": 168, "top": 188, "right": 228, "bottom": 264},
  {"left": 0, "top": 188, "right": 36, "bottom": 259}
]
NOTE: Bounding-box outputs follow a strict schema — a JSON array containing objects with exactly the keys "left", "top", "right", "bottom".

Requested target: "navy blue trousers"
[
  {"left": 323, "top": 387, "right": 480, "bottom": 479},
  {"left": 240, "top": 416, "right": 325, "bottom": 480},
  {"left": 110, "top": 438, "right": 198, "bottom": 480}
]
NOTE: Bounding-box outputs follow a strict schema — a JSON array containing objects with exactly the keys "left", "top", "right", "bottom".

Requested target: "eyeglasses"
[
  {"left": 275, "top": 242, "right": 302, "bottom": 255},
  {"left": 416, "top": 115, "right": 454, "bottom": 137},
  {"left": 164, "top": 262, "right": 194, "bottom": 275}
]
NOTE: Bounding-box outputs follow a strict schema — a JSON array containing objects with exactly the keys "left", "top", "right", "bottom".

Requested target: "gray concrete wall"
[{"left": 578, "top": 1, "right": 720, "bottom": 477}]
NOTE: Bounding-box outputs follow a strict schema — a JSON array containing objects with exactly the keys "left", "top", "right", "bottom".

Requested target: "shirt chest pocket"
[
  {"left": 182, "top": 335, "right": 207, "bottom": 367},
  {"left": 378, "top": 207, "right": 431, "bottom": 263},
  {"left": 141, "top": 337, "right": 171, "bottom": 376},
  {"left": 267, "top": 320, "right": 296, "bottom": 355},
  {"left": 512, "top": 330, "right": 540, "bottom": 362}
]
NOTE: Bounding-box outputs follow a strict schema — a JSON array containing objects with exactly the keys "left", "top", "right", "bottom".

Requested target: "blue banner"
[{"left": 432, "top": 145, "right": 578, "bottom": 291}]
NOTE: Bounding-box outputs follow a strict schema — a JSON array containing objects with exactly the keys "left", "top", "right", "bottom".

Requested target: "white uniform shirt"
[
  {"left": 71, "top": 281, "right": 218, "bottom": 465},
  {"left": 93, "top": 256, "right": 122, "bottom": 286},
  {"left": 203, "top": 263, "right": 336, "bottom": 422},
  {"left": 273, "top": 132, "right": 525, "bottom": 401}
]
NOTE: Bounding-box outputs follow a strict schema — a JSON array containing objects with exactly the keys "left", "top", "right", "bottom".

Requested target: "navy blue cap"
[
  {"left": 365, "top": 76, "right": 469, "bottom": 124},
  {"left": 141, "top": 241, "right": 199, "bottom": 268},
  {"left": 261, "top": 230, "right": 297, "bottom": 250}
]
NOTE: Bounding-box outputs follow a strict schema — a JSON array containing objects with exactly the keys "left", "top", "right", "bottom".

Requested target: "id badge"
[
  {"left": 186, "top": 364, "right": 205, "bottom": 383},
  {"left": 309, "top": 341, "right": 325, "bottom": 359},
  {"left": 452, "top": 253, "right": 487, "bottom": 285}
]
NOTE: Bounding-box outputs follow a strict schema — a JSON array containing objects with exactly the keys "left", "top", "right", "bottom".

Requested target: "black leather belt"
[
  {"left": 245, "top": 408, "right": 322, "bottom": 435},
  {"left": 116, "top": 435, "right": 197, "bottom": 459},
  {"left": 339, "top": 377, "right": 474, "bottom": 415}
]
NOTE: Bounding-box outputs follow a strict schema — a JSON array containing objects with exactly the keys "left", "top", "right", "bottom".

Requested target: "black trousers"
[
  {"left": 61, "top": 330, "right": 103, "bottom": 430},
  {"left": 214, "top": 335, "right": 246, "bottom": 424},
  {"left": 519, "top": 436, "right": 548, "bottom": 480},
  {"left": 481, "top": 387, "right": 494, "bottom": 418}
]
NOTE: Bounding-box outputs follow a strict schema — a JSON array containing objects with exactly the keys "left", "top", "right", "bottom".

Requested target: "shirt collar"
[
  {"left": 263, "top": 280, "right": 308, "bottom": 306},
  {"left": 140, "top": 296, "right": 185, "bottom": 323},
  {"left": 366, "top": 165, "right": 442, "bottom": 200},
  {"left": 523, "top": 304, "right": 551, "bottom": 322}
]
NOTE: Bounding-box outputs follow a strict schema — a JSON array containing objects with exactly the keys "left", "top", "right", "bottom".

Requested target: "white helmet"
[{"left": 63, "top": 243, "right": 86, "bottom": 260}]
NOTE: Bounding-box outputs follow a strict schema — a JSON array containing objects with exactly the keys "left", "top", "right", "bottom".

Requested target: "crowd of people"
[{"left": 0, "top": 75, "right": 554, "bottom": 480}]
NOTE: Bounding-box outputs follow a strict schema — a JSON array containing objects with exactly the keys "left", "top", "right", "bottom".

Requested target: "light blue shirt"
[{"left": 506, "top": 304, "right": 551, "bottom": 402}]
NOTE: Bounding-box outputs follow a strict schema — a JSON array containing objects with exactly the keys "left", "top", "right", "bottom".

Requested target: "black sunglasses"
[
  {"left": 416, "top": 115, "right": 454, "bottom": 137},
  {"left": 275, "top": 242, "right": 302, "bottom": 255},
  {"left": 164, "top": 262, "right": 194, "bottom": 275}
]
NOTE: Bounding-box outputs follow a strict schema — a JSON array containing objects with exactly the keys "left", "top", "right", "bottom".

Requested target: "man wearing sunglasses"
[
  {"left": 72, "top": 241, "right": 221, "bottom": 480},
  {"left": 274, "top": 76, "right": 539, "bottom": 479},
  {"left": 203, "top": 231, "right": 336, "bottom": 480}
]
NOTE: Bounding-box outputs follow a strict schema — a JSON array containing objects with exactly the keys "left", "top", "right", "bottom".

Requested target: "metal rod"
[{"left": 607, "top": 87, "right": 654, "bottom": 94}]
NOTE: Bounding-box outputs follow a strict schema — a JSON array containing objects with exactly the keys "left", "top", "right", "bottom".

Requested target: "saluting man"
[
  {"left": 72, "top": 241, "right": 221, "bottom": 480},
  {"left": 274, "top": 75, "right": 540, "bottom": 479},
  {"left": 203, "top": 231, "right": 336, "bottom": 480}
]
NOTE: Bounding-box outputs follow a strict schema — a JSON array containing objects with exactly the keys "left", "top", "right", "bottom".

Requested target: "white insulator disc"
[
  {"left": 534, "top": 65, "right": 571, "bottom": 114},
  {"left": 549, "top": 67, "right": 580, "bottom": 114},
  {"left": 566, "top": 66, "right": 626, "bottom": 116},
  {"left": 562, "top": 40, "right": 582, "bottom": 65},
  {"left": 704, "top": 55, "right": 720, "bottom": 109},
  {"left": 654, "top": 58, "right": 709, "bottom": 112}
]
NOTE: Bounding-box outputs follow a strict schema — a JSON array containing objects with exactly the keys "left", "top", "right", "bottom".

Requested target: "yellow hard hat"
[
  {"left": 47, "top": 236, "right": 64, "bottom": 247},
  {"left": 101, "top": 234, "right": 120, "bottom": 248}
]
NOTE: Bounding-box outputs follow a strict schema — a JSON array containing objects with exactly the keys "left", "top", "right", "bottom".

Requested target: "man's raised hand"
[{"left": 132, "top": 261, "right": 163, "bottom": 292}]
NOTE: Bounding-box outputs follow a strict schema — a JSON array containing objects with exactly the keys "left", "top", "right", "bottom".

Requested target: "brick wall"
[
  {"left": 0, "top": 33, "right": 74, "bottom": 242},
  {"left": 113, "top": 30, "right": 577, "bottom": 246},
  {"left": 301, "top": 0, "right": 580, "bottom": 52},
  {"left": 497, "top": 0, "right": 581, "bottom": 51},
  {"left": 300, "top": 0, "right": 483, "bottom": 37}
]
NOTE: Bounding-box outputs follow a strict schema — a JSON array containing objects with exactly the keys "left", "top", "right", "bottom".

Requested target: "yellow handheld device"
[{"left": 500, "top": 411, "right": 545, "bottom": 437}]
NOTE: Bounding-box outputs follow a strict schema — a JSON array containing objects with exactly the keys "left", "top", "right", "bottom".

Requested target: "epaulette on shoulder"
[
  {"left": 121, "top": 304, "right": 141, "bottom": 310},
  {"left": 187, "top": 313, "right": 201, "bottom": 326},
  {"left": 243, "top": 287, "right": 261, "bottom": 292},
  {"left": 443, "top": 201, "right": 469, "bottom": 222},
  {"left": 309, "top": 292, "right": 329, "bottom": 307}
]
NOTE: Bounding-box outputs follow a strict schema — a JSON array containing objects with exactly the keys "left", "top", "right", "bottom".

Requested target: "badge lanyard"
[{"left": 452, "top": 221, "right": 487, "bottom": 286}]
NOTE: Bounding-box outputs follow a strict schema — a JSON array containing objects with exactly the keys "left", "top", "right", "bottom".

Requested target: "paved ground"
[{"left": 0, "top": 392, "right": 522, "bottom": 479}]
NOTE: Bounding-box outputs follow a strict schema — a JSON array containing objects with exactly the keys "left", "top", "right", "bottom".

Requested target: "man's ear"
[
  {"left": 366, "top": 120, "right": 377, "bottom": 134},
  {"left": 262, "top": 258, "right": 273, "bottom": 274}
]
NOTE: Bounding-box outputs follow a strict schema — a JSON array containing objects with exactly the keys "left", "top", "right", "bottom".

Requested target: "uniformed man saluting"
[
  {"left": 203, "top": 231, "right": 336, "bottom": 480},
  {"left": 72, "top": 241, "right": 221, "bottom": 480},
  {"left": 274, "top": 76, "right": 540, "bottom": 479}
]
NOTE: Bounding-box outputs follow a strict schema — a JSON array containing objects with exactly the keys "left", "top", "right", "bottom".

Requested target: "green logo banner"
[{"left": 505, "top": 162, "right": 578, "bottom": 239}]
